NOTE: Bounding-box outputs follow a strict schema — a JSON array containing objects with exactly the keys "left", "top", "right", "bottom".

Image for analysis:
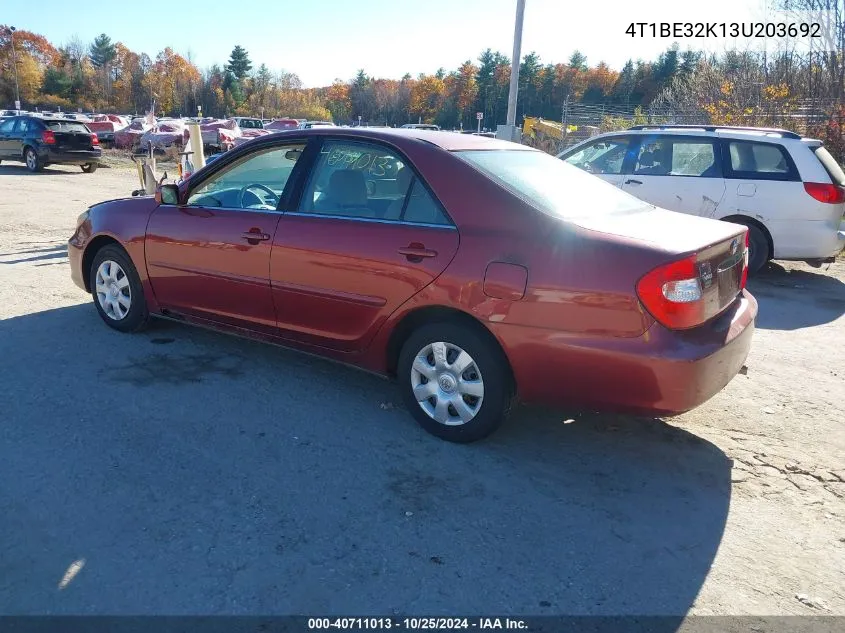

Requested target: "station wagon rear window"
[
  {"left": 44, "top": 121, "right": 90, "bottom": 133},
  {"left": 812, "top": 145, "right": 845, "bottom": 186},
  {"left": 456, "top": 149, "right": 651, "bottom": 219}
]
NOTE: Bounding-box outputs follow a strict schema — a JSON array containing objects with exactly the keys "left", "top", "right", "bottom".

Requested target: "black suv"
[{"left": 0, "top": 115, "right": 102, "bottom": 173}]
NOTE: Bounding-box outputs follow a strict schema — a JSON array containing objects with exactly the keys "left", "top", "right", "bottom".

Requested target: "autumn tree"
[
  {"left": 453, "top": 61, "right": 478, "bottom": 127},
  {"left": 410, "top": 74, "right": 445, "bottom": 123}
]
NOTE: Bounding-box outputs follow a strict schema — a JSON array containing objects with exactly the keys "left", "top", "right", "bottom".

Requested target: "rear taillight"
[
  {"left": 740, "top": 230, "right": 750, "bottom": 289},
  {"left": 90, "top": 133, "right": 99, "bottom": 146},
  {"left": 636, "top": 255, "right": 706, "bottom": 330},
  {"left": 804, "top": 182, "right": 845, "bottom": 204},
  {"left": 41, "top": 130, "right": 56, "bottom": 145}
]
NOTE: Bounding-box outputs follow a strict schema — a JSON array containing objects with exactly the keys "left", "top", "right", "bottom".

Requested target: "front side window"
[
  {"left": 633, "top": 137, "right": 719, "bottom": 177},
  {"left": 187, "top": 144, "right": 304, "bottom": 209},
  {"left": 728, "top": 141, "right": 793, "bottom": 178},
  {"left": 0, "top": 118, "right": 15, "bottom": 134},
  {"left": 562, "top": 137, "right": 629, "bottom": 175}
]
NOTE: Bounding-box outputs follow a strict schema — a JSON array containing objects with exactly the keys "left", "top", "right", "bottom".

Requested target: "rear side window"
[
  {"left": 45, "top": 121, "right": 90, "bottom": 133},
  {"left": 725, "top": 140, "right": 798, "bottom": 181},
  {"left": 401, "top": 180, "right": 451, "bottom": 226},
  {"left": 811, "top": 145, "right": 845, "bottom": 186},
  {"left": 632, "top": 137, "right": 720, "bottom": 177}
]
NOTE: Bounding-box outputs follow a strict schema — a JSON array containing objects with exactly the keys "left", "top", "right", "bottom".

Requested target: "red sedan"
[{"left": 68, "top": 128, "right": 756, "bottom": 442}]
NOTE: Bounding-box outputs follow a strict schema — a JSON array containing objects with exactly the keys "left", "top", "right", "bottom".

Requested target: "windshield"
[{"left": 455, "top": 149, "right": 652, "bottom": 219}]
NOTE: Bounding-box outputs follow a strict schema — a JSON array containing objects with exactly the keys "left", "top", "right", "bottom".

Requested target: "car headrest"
[{"left": 327, "top": 169, "right": 368, "bottom": 207}]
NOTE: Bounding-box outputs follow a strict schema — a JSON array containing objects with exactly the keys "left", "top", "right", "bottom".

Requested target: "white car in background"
[{"left": 558, "top": 125, "right": 845, "bottom": 273}]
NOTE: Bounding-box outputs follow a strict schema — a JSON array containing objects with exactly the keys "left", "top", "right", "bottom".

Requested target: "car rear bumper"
[
  {"left": 495, "top": 290, "right": 757, "bottom": 416},
  {"left": 770, "top": 218, "right": 845, "bottom": 259},
  {"left": 42, "top": 148, "right": 102, "bottom": 165}
]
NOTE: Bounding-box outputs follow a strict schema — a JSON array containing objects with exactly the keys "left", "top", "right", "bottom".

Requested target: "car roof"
[
  {"left": 590, "top": 126, "right": 801, "bottom": 142},
  {"left": 291, "top": 126, "right": 533, "bottom": 151}
]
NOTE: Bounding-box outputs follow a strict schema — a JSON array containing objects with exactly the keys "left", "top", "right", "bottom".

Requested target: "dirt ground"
[{"left": 0, "top": 162, "right": 843, "bottom": 616}]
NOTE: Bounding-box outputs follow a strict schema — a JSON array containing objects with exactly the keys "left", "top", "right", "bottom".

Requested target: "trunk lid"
[{"left": 574, "top": 208, "right": 748, "bottom": 327}]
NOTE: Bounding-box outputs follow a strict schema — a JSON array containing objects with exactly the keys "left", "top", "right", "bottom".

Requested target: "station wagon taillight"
[
  {"left": 804, "top": 182, "right": 845, "bottom": 204},
  {"left": 41, "top": 129, "right": 56, "bottom": 145}
]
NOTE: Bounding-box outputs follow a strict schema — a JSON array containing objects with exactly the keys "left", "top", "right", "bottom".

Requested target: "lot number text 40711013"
[{"left": 307, "top": 618, "right": 528, "bottom": 630}]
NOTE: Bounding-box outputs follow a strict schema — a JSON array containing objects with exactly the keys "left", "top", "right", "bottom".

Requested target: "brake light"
[
  {"left": 740, "top": 230, "right": 750, "bottom": 289},
  {"left": 637, "top": 255, "right": 706, "bottom": 329},
  {"left": 804, "top": 182, "right": 845, "bottom": 204},
  {"left": 41, "top": 129, "right": 56, "bottom": 145},
  {"left": 90, "top": 133, "right": 99, "bottom": 146}
]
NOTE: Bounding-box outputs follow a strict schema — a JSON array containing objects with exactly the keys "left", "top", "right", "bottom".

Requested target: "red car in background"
[{"left": 68, "top": 128, "right": 756, "bottom": 442}]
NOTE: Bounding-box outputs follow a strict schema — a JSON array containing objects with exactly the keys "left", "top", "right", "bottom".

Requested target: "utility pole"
[
  {"left": 498, "top": 0, "right": 526, "bottom": 141},
  {"left": 6, "top": 27, "right": 20, "bottom": 111}
]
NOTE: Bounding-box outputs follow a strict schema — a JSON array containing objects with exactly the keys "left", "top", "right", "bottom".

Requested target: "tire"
[
  {"left": 745, "top": 224, "right": 770, "bottom": 275},
  {"left": 89, "top": 245, "right": 150, "bottom": 333},
  {"left": 81, "top": 162, "right": 99, "bottom": 173},
  {"left": 24, "top": 147, "right": 43, "bottom": 172},
  {"left": 397, "top": 321, "right": 513, "bottom": 443}
]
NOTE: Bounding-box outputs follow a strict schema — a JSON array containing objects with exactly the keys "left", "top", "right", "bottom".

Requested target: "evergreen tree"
[{"left": 226, "top": 45, "right": 252, "bottom": 80}]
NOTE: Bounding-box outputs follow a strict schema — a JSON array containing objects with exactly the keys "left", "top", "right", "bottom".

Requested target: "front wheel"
[
  {"left": 89, "top": 245, "right": 149, "bottom": 333},
  {"left": 81, "top": 162, "right": 99, "bottom": 173},
  {"left": 397, "top": 322, "right": 513, "bottom": 443}
]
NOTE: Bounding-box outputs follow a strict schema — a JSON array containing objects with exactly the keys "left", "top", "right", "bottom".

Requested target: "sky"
[{"left": 1, "top": 0, "right": 813, "bottom": 86}]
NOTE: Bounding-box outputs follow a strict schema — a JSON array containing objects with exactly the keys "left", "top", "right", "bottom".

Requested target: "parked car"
[
  {"left": 68, "top": 128, "right": 755, "bottom": 442},
  {"left": 402, "top": 123, "right": 441, "bottom": 131},
  {"left": 0, "top": 115, "right": 101, "bottom": 172},
  {"left": 232, "top": 117, "right": 264, "bottom": 130},
  {"left": 264, "top": 118, "right": 300, "bottom": 132},
  {"left": 299, "top": 120, "right": 335, "bottom": 129},
  {"left": 558, "top": 125, "right": 845, "bottom": 272}
]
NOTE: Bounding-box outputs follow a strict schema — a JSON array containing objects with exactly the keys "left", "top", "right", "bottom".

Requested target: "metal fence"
[{"left": 546, "top": 100, "right": 837, "bottom": 152}]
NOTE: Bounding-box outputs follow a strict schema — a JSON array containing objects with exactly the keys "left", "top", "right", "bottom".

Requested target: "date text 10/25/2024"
[{"left": 308, "top": 618, "right": 528, "bottom": 630}]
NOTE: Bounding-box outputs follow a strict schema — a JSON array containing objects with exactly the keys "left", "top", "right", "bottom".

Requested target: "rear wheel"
[
  {"left": 745, "top": 225, "right": 770, "bottom": 275},
  {"left": 89, "top": 245, "right": 149, "bottom": 333},
  {"left": 24, "top": 147, "right": 43, "bottom": 172},
  {"left": 81, "top": 162, "right": 98, "bottom": 173},
  {"left": 397, "top": 322, "right": 513, "bottom": 443}
]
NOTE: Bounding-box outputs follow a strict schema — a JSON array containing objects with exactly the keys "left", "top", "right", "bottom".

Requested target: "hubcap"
[
  {"left": 26, "top": 151, "right": 36, "bottom": 169},
  {"left": 95, "top": 260, "right": 131, "bottom": 321},
  {"left": 410, "top": 341, "right": 484, "bottom": 426}
]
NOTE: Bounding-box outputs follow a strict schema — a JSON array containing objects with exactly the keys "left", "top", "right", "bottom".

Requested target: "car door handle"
[
  {"left": 241, "top": 230, "right": 271, "bottom": 243},
  {"left": 398, "top": 244, "right": 438, "bottom": 261},
  {"left": 624, "top": 178, "right": 642, "bottom": 185}
]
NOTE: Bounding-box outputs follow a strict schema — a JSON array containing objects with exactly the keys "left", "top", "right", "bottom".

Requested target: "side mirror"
[{"left": 156, "top": 183, "right": 180, "bottom": 205}]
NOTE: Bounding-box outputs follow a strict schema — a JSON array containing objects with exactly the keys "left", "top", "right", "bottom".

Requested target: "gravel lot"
[{"left": 1, "top": 163, "right": 843, "bottom": 616}]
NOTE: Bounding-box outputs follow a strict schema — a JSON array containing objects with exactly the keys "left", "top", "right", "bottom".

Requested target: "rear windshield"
[
  {"left": 455, "top": 149, "right": 651, "bottom": 219},
  {"left": 812, "top": 145, "right": 845, "bottom": 186},
  {"left": 45, "top": 121, "right": 90, "bottom": 133}
]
